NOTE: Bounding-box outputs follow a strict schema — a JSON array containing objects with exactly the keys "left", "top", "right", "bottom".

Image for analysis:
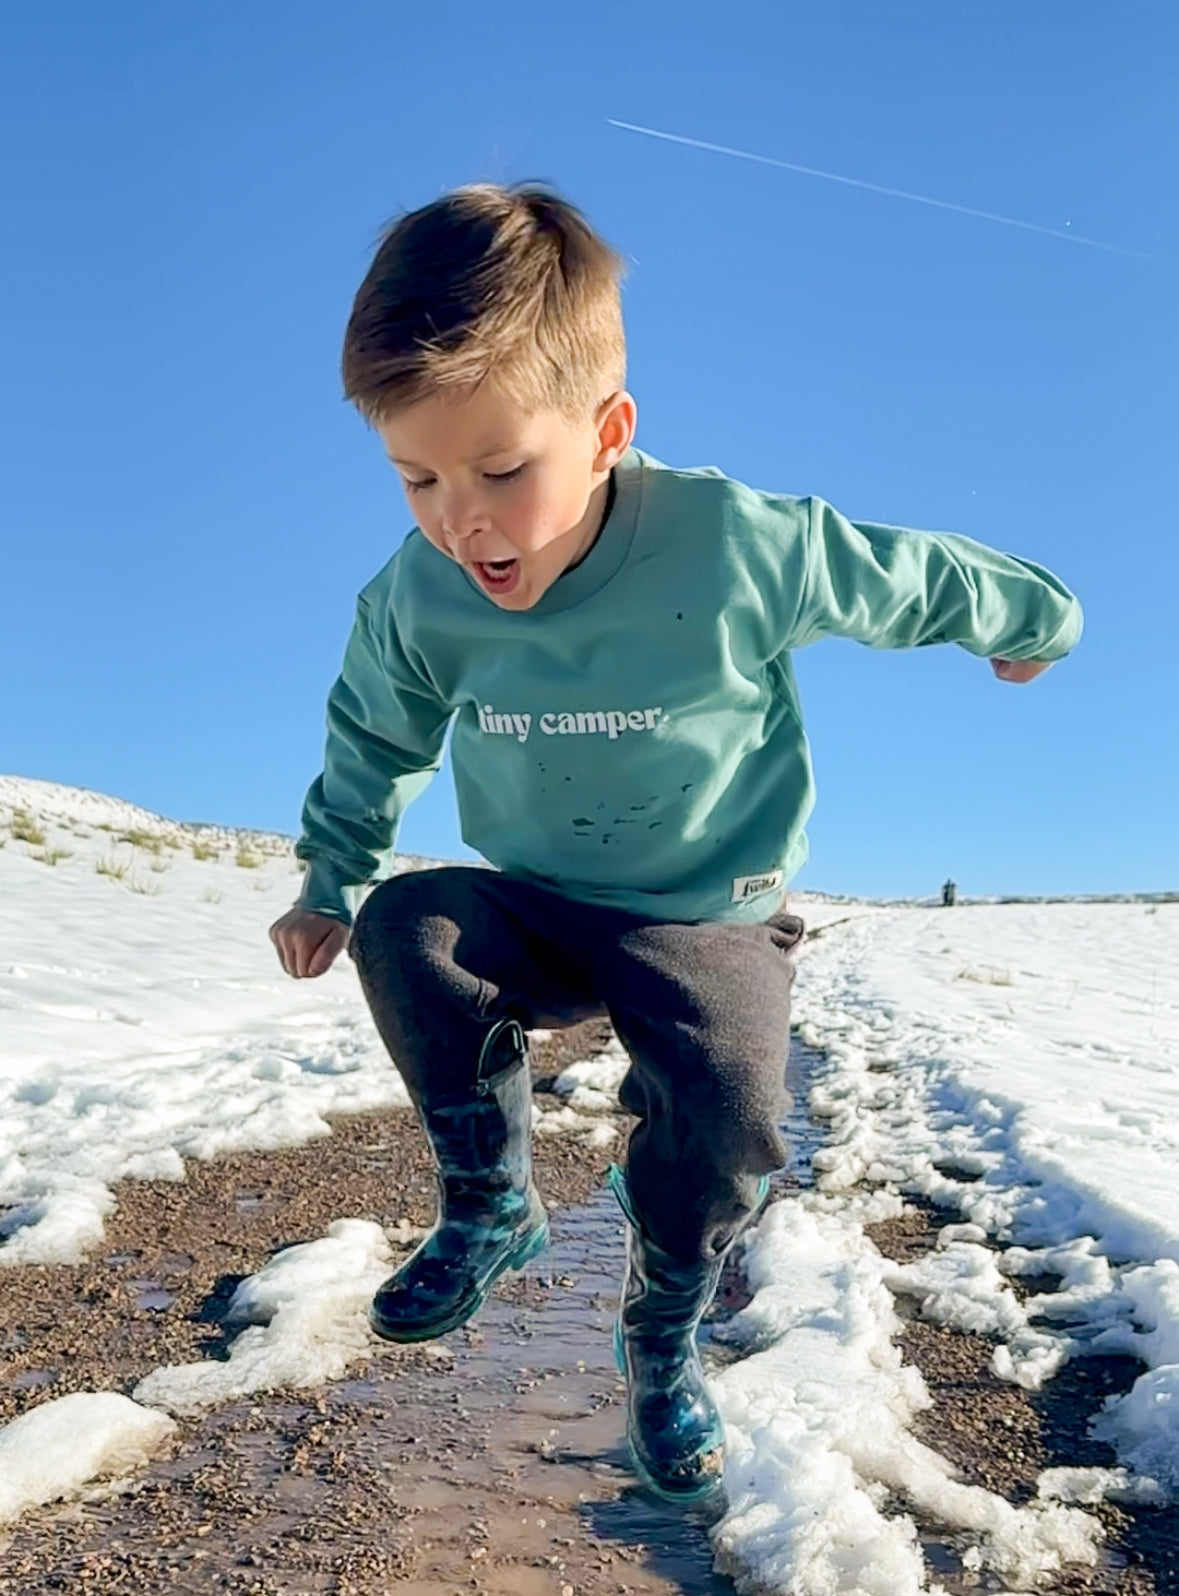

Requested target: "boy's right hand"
[{"left": 269, "top": 908, "right": 351, "bottom": 979}]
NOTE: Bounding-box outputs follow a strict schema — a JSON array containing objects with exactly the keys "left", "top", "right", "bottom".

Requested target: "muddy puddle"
[
  {"left": 222, "top": 1044, "right": 830, "bottom": 1595},
  {"left": 337, "top": 1183, "right": 735, "bottom": 1594},
  {"left": 282, "top": 1042, "right": 831, "bottom": 1592}
]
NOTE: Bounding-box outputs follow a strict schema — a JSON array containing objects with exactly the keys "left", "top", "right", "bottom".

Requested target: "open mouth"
[{"left": 473, "top": 558, "right": 521, "bottom": 595}]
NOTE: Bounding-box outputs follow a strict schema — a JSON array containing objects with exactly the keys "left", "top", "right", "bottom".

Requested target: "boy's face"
[{"left": 377, "top": 383, "right": 636, "bottom": 611}]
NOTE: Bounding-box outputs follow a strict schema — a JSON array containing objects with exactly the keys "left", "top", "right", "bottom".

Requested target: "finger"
[
  {"left": 276, "top": 930, "right": 300, "bottom": 979},
  {"left": 308, "top": 928, "right": 343, "bottom": 978},
  {"left": 303, "top": 927, "right": 335, "bottom": 979}
]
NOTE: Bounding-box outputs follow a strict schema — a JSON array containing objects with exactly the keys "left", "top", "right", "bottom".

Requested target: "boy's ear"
[{"left": 593, "top": 390, "right": 637, "bottom": 471}]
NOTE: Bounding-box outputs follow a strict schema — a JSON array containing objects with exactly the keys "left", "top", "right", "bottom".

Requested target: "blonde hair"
[{"left": 342, "top": 183, "right": 627, "bottom": 423}]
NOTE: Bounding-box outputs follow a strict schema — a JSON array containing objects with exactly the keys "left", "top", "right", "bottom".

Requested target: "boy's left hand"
[{"left": 990, "top": 658, "right": 1052, "bottom": 684}]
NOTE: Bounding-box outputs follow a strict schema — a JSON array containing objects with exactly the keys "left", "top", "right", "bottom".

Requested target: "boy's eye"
[{"left": 400, "top": 466, "right": 523, "bottom": 492}]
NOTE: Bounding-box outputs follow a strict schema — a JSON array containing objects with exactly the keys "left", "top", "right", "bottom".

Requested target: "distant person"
[
  {"left": 269, "top": 185, "right": 1081, "bottom": 1504},
  {"left": 942, "top": 879, "right": 958, "bottom": 907}
]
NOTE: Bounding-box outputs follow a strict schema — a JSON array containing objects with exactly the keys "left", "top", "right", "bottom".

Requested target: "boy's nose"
[{"left": 440, "top": 493, "right": 488, "bottom": 541}]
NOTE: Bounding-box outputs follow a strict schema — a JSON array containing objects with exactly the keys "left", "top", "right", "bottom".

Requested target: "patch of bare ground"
[{"left": 866, "top": 1198, "right": 1179, "bottom": 1595}]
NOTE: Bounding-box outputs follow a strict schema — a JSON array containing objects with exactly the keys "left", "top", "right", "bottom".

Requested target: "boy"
[{"left": 269, "top": 184, "right": 1081, "bottom": 1503}]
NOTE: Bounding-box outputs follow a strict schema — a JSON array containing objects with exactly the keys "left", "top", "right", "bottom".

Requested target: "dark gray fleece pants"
[{"left": 349, "top": 867, "right": 803, "bottom": 1262}]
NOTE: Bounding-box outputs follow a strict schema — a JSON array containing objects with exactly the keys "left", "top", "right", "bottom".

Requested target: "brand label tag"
[{"left": 731, "top": 870, "right": 784, "bottom": 904}]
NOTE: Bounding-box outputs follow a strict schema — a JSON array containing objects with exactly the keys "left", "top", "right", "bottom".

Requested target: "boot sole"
[{"left": 368, "top": 1220, "right": 549, "bottom": 1344}]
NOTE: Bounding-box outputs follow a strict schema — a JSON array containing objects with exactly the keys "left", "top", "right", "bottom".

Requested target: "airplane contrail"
[{"left": 608, "top": 119, "right": 1151, "bottom": 261}]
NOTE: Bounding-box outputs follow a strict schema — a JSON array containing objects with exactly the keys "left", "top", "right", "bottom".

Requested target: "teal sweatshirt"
[{"left": 297, "top": 449, "right": 1082, "bottom": 925}]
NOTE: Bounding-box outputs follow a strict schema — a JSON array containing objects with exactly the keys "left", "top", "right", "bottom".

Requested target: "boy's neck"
[{"left": 565, "top": 469, "right": 617, "bottom": 577}]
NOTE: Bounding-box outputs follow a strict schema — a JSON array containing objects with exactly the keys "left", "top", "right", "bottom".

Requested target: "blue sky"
[{"left": 3, "top": 2, "right": 1175, "bottom": 897}]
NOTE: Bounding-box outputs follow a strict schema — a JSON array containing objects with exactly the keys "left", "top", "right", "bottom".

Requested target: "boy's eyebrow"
[{"left": 388, "top": 444, "right": 519, "bottom": 469}]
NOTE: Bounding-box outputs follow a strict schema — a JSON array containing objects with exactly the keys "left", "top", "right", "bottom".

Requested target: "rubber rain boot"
[
  {"left": 369, "top": 1017, "right": 549, "bottom": 1342},
  {"left": 608, "top": 1164, "right": 766, "bottom": 1504}
]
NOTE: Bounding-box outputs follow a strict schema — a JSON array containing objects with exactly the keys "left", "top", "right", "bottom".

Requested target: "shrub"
[
  {"left": 34, "top": 847, "right": 72, "bottom": 866},
  {"left": 10, "top": 810, "right": 46, "bottom": 846},
  {"left": 119, "top": 829, "right": 163, "bottom": 855}
]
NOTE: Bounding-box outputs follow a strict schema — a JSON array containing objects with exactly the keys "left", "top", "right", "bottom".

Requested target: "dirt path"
[{"left": 1, "top": 1021, "right": 1175, "bottom": 1593}]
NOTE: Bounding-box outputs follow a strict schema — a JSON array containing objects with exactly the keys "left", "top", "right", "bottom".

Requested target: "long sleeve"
[
  {"left": 295, "top": 590, "right": 453, "bottom": 924},
  {"left": 785, "top": 497, "right": 1083, "bottom": 661}
]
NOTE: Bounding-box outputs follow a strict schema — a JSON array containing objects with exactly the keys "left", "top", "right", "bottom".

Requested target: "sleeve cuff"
[
  {"left": 295, "top": 857, "right": 360, "bottom": 926},
  {"left": 1023, "top": 596, "right": 1083, "bottom": 663},
  {"left": 1043, "top": 599, "right": 1084, "bottom": 661}
]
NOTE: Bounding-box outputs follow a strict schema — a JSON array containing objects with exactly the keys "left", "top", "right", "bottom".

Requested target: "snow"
[
  {"left": 0, "top": 1392, "right": 176, "bottom": 1524},
  {"left": 798, "top": 902, "right": 1179, "bottom": 1264},
  {"left": 0, "top": 777, "right": 420, "bottom": 1265},
  {"left": 713, "top": 1201, "right": 1102, "bottom": 1594},
  {"left": 783, "top": 898, "right": 1179, "bottom": 1520},
  {"left": 133, "top": 1218, "right": 404, "bottom": 1416},
  {"left": 2, "top": 775, "right": 1178, "bottom": 1586}
]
